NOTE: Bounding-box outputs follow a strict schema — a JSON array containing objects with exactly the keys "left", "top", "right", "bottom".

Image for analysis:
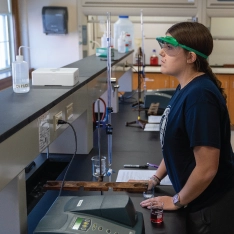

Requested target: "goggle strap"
[
  {"left": 179, "top": 44, "right": 208, "bottom": 59},
  {"left": 156, "top": 37, "right": 208, "bottom": 59}
]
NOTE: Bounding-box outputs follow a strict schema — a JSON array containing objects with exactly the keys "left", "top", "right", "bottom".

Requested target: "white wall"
[
  {"left": 18, "top": 0, "right": 234, "bottom": 68},
  {"left": 87, "top": 15, "right": 234, "bottom": 66},
  {"left": 26, "top": 0, "right": 81, "bottom": 69},
  {"left": 87, "top": 16, "right": 194, "bottom": 64}
]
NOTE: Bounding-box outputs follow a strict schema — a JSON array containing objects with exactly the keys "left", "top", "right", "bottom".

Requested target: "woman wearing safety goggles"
[
  {"left": 140, "top": 22, "right": 234, "bottom": 234},
  {"left": 157, "top": 36, "right": 208, "bottom": 59}
]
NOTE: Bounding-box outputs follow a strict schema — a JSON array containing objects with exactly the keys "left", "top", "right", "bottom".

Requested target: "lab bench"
[
  {"left": 28, "top": 92, "right": 187, "bottom": 234},
  {"left": 0, "top": 51, "right": 133, "bottom": 234}
]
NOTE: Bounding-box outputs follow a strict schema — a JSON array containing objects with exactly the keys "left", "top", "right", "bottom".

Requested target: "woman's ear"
[{"left": 187, "top": 52, "right": 197, "bottom": 63}]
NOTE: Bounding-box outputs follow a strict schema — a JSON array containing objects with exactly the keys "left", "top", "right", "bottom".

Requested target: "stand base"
[
  {"left": 125, "top": 119, "right": 148, "bottom": 129},
  {"left": 131, "top": 101, "right": 144, "bottom": 108}
]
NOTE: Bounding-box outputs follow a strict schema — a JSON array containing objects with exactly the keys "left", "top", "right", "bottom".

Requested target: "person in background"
[{"left": 140, "top": 22, "right": 234, "bottom": 234}]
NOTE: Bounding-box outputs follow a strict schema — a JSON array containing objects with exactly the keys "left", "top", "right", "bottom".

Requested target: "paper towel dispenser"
[{"left": 42, "top": 6, "right": 68, "bottom": 35}]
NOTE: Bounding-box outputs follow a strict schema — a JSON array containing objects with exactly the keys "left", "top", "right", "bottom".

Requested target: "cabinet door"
[
  {"left": 169, "top": 76, "right": 179, "bottom": 88},
  {"left": 132, "top": 72, "right": 140, "bottom": 90},
  {"left": 207, "top": 0, "right": 234, "bottom": 8},
  {"left": 144, "top": 73, "right": 158, "bottom": 90},
  {"left": 132, "top": 72, "right": 156, "bottom": 90},
  {"left": 132, "top": 72, "right": 170, "bottom": 90},
  {"left": 145, "top": 73, "right": 170, "bottom": 89},
  {"left": 228, "top": 76, "right": 234, "bottom": 125},
  {"left": 217, "top": 74, "right": 231, "bottom": 122},
  {"left": 217, "top": 74, "right": 229, "bottom": 106}
]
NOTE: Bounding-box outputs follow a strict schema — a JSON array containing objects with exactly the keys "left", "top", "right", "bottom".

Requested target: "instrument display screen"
[{"left": 72, "top": 217, "right": 91, "bottom": 231}]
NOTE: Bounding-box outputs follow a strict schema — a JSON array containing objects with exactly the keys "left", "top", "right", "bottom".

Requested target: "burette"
[
  {"left": 140, "top": 9, "right": 147, "bottom": 97},
  {"left": 106, "top": 12, "right": 113, "bottom": 179},
  {"left": 96, "top": 12, "right": 113, "bottom": 181}
]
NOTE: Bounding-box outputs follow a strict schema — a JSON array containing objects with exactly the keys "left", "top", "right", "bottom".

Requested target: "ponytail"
[{"left": 195, "top": 58, "right": 227, "bottom": 102}]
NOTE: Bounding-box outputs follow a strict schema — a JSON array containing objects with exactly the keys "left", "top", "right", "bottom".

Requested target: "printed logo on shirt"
[{"left": 160, "top": 106, "right": 170, "bottom": 148}]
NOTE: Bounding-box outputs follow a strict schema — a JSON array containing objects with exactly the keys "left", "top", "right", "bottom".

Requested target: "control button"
[
  {"left": 106, "top": 229, "right": 111, "bottom": 233},
  {"left": 114, "top": 232, "right": 119, "bottom": 234},
  {"left": 92, "top": 223, "right": 97, "bottom": 230},
  {"left": 98, "top": 226, "right": 103, "bottom": 231}
]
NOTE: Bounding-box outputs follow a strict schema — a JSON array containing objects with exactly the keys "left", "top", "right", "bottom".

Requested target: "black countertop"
[
  {"left": 0, "top": 52, "right": 133, "bottom": 143},
  {"left": 28, "top": 92, "right": 187, "bottom": 234}
]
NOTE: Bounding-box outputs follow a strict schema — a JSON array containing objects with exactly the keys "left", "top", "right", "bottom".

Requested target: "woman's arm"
[
  {"left": 154, "top": 158, "right": 167, "bottom": 180},
  {"left": 140, "top": 146, "right": 220, "bottom": 210},
  {"left": 128, "top": 159, "right": 167, "bottom": 188},
  {"left": 177, "top": 146, "right": 219, "bottom": 206},
  {"left": 148, "top": 159, "right": 168, "bottom": 188}
]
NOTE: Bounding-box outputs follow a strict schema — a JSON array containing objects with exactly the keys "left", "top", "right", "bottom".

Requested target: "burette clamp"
[
  {"left": 96, "top": 107, "right": 113, "bottom": 129},
  {"left": 107, "top": 107, "right": 113, "bottom": 113},
  {"left": 106, "top": 124, "right": 113, "bottom": 135}
]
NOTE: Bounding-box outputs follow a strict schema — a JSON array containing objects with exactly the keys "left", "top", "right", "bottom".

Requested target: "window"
[{"left": 0, "top": 14, "right": 11, "bottom": 72}]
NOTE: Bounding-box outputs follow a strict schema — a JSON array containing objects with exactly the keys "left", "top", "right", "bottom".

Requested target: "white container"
[
  {"left": 125, "top": 33, "right": 132, "bottom": 50},
  {"left": 114, "top": 16, "right": 134, "bottom": 50},
  {"left": 32, "top": 68, "right": 79, "bottom": 86},
  {"left": 12, "top": 55, "right": 30, "bottom": 93},
  {"left": 118, "top": 32, "right": 126, "bottom": 53},
  {"left": 101, "top": 32, "right": 107, "bottom": 48}
]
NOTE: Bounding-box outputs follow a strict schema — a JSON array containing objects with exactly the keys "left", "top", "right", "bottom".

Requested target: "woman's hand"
[{"left": 140, "top": 196, "right": 180, "bottom": 210}]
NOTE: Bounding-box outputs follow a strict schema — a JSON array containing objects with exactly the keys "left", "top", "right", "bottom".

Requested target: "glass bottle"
[{"left": 150, "top": 49, "right": 158, "bottom": 66}]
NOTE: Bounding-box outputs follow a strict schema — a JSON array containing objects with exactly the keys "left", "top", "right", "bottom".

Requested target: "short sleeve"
[{"left": 185, "top": 98, "right": 221, "bottom": 149}]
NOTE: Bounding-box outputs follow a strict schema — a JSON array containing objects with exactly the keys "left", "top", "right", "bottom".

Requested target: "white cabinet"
[
  {"left": 211, "top": 18, "right": 234, "bottom": 38},
  {"left": 82, "top": 0, "right": 197, "bottom": 16},
  {"left": 209, "top": 17, "right": 234, "bottom": 66},
  {"left": 207, "top": 0, "right": 234, "bottom": 8},
  {"left": 83, "top": 0, "right": 197, "bottom": 6},
  {"left": 207, "top": 0, "right": 234, "bottom": 17}
]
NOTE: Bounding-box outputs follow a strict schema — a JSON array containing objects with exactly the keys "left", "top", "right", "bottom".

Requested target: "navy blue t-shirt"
[{"left": 160, "top": 74, "right": 234, "bottom": 212}]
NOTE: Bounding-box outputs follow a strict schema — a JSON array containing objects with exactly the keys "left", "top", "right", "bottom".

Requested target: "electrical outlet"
[
  {"left": 53, "top": 111, "right": 63, "bottom": 131},
  {"left": 66, "top": 103, "right": 73, "bottom": 121}
]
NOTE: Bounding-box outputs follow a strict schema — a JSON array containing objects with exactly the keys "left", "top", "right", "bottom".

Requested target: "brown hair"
[{"left": 166, "top": 22, "right": 227, "bottom": 101}]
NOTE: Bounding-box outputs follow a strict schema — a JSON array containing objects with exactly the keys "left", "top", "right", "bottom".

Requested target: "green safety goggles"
[{"left": 156, "top": 36, "right": 208, "bottom": 59}]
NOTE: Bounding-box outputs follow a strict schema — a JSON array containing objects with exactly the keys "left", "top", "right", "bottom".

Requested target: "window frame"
[
  {"left": 0, "top": 13, "right": 13, "bottom": 74},
  {"left": 0, "top": 0, "right": 19, "bottom": 91}
]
